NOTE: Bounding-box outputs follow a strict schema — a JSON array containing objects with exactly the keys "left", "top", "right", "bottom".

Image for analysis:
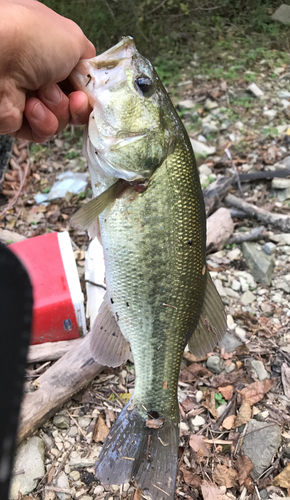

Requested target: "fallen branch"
[
  {"left": 18, "top": 332, "right": 104, "bottom": 442},
  {"left": 203, "top": 176, "right": 235, "bottom": 217},
  {"left": 227, "top": 226, "right": 267, "bottom": 245},
  {"left": 27, "top": 338, "right": 83, "bottom": 363},
  {"left": 225, "top": 193, "right": 290, "bottom": 232}
]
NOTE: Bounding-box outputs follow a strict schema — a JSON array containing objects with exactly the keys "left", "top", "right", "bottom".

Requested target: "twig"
[
  {"left": 225, "top": 148, "right": 244, "bottom": 199},
  {"left": 66, "top": 410, "right": 87, "bottom": 437},
  {"left": 0, "top": 155, "right": 29, "bottom": 219},
  {"left": 227, "top": 226, "right": 267, "bottom": 245}
]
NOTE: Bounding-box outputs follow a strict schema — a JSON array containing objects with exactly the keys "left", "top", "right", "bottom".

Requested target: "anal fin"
[
  {"left": 187, "top": 269, "right": 227, "bottom": 357},
  {"left": 90, "top": 293, "right": 131, "bottom": 367}
]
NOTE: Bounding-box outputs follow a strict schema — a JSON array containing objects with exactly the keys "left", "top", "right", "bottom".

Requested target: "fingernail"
[
  {"left": 42, "top": 84, "right": 62, "bottom": 105},
  {"left": 31, "top": 101, "right": 46, "bottom": 121}
]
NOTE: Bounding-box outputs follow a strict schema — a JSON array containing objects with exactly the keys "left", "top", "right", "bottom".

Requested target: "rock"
[
  {"left": 68, "top": 426, "right": 78, "bottom": 437},
  {"left": 277, "top": 91, "right": 290, "bottom": 99},
  {"left": 235, "top": 326, "right": 247, "bottom": 342},
  {"left": 271, "top": 233, "right": 290, "bottom": 245},
  {"left": 190, "top": 138, "right": 216, "bottom": 157},
  {"left": 225, "top": 362, "right": 236, "bottom": 374},
  {"left": 199, "top": 164, "right": 212, "bottom": 176},
  {"left": 191, "top": 415, "right": 206, "bottom": 427},
  {"left": 94, "top": 485, "right": 105, "bottom": 495},
  {"left": 219, "top": 331, "right": 243, "bottom": 352},
  {"left": 241, "top": 419, "right": 281, "bottom": 478},
  {"left": 231, "top": 279, "right": 241, "bottom": 291},
  {"left": 78, "top": 416, "right": 91, "bottom": 429},
  {"left": 272, "top": 4, "right": 290, "bottom": 24},
  {"left": 204, "top": 98, "right": 218, "bottom": 110},
  {"left": 247, "top": 83, "right": 263, "bottom": 98},
  {"left": 56, "top": 472, "right": 70, "bottom": 500},
  {"left": 69, "top": 449, "right": 100, "bottom": 468},
  {"left": 178, "top": 99, "right": 195, "bottom": 109},
  {"left": 242, "top": 242, "right": 274, "bottom": 285},
  {"left": 69, "top": 470, "right": 80, "bottom": 481},
  {"left": 53, "top": 414, "right": 70, "bottom": 429},
  {"left": 214, "top": 279, "right": 227, "bottom": 297},
  {"left": 196, "top": 390, "right": 203, "bottom": 403},
  {"left": 206, "top": 355, "right": 224, "bottom": 374},
  {"left": 224, "top": 287, "right": 240, "bottom": 299},
  {"left": 217, "top": 403, "right": 227, "bottom": 417},
  {"left": 202, "top": 122, "right": 219, "bottom": 135},
  {"left": 9, "top": 437, "right": 45, "bottom": 499},
  {"left": 250, "top": 359, "right": 270, "bottom": 381},
  {"left": 228, "top": 248, "right": 241, "bottom": 260},
  {"left": 272, "top": 178, "right": 290, "bottom": 189},
  {"left": 42, "top": 433, "right": 54, "bottom": 450},
  {"left": 263, "top": 109, "right": 277, "bottom": 120},
  {"left": 241, "top": 290, "right": 255, "bottom": 305},
  {"left": 263, "top": 242, "right": 276, "bottom": 255}
]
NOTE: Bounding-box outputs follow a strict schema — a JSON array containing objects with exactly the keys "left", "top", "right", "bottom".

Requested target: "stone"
[
  {"left": 271, "top": 233, "right": 290, "bottom": 245},
  {"left": 241, "top": 290, "right": 255, "bottom": 305},
  {"left": 241, "top": 419, "right": 281, "bottom": 478},
  {"left": 272, "top": 4, "right": 290, "bottom": 24},
  {"left": 69, "top": 470, "right": 81, "bottom": 481},
  {"left": 78, "top": 416, "right": 91, "bottom": 429},
  {"left": 263, "top": 242, "right": 276, "bottom": 255},
  {"left": 204, "top": 98, "right": 218, "bottom": 110},
  {"left": 225, "top": 362, "right": 236, "bottom": 374},
  {"left": 214, "top": 279, "right": 226, "bottom": 297},
  {"left": 235, "top": 326, "right": 247, "bottom": 342},
  {"left": 53, "top": 414, "right": 70, "bottom": 429},
  {"left": 231, "top": 279, "right": 241, "bottom": 291},
  {"left": 94, "top": 485, "right": 105, "bottom": 495},
  {"left": 56, "top": 472, "right": 70, "bottom": 500},
  {"left": 250, "top": 359, "right": 270, "bottom": 381},
  {"left": 263, "top": 109, "right": 277, "bottom": 120},
  {"left": 206, "top": 355, "right": 224, "bottom": 374},
  {"left": 190, "top": 138, "right": 216, "bottom": 157},
  {"left": 224, "top": 287, "right": 240, "bottom": 299},
  {"left": 277, "top": 91, "right": 290, "bottom": 99},
  {"left": 195, "top": 390, "right": 203, "bottom": 403},
  {"left": 217, "top": 403, "right": 227, "bottom": 418},
  {"left": 191, "top": 415, "right": 206, "bottom": 427},
  {"left": 242, "top": 242, "right": 274, "bottom": 285},
  {"left": 219, "top": 331, "right": 243, "bottom": 352},
  {"left": 178, "top": 99, "right": 195, "bottom": 109},
  {"left": 228, "top": 248, "right": 241, "bottom": 260},
  {"left": 202, "top": 122, "right": 219, "bottom": 135},
  {"left": 68, "top": 426, "right": 78, "bottom": 437},
  {"left": 69, "top": 449, "right": 100, "bottom": 468},
  {"left": 272, "top": 178, "right": 290, "bottom": 189},
  {"left": 199, "top": 164, "right": 212, "bottom": 176},
  {"left": 42, "top": 433, "right": 54, "bottom": 450},
  {"left": 9, "top": 437, "right": 45, "bottom": 499},
  {"left": 247, "top": 83, "right": 263, "bottom": 98}
]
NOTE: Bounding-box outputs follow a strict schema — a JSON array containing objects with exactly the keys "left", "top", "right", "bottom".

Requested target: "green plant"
[{"left": 215, "top": 392, "right": 226, "bottom": 407}]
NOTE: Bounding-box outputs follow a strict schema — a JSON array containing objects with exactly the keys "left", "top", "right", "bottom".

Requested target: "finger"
[
  {"left": 37, "top": 84, "right": 70, "bottom": 133},
  {"left": 0, "top": 87, "right": 24, "bottom": 135},
  {"left": 69, "top": 91, "right": 92, "bottom": 125},
  {"left": 22, "top": 97, "right": 58, "bottom": 142},
  {"left": 80, "top": 38, "right": 96, "bottom": 59}
]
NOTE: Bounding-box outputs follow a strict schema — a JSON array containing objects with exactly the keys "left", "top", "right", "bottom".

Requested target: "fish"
[{"left": 70, "top": 36, "right": 226, "bottom": 500}]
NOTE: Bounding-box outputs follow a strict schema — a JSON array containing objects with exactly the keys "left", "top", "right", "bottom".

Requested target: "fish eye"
[{"left": 135, "top": 76, "right": 152, "bottom": 96}]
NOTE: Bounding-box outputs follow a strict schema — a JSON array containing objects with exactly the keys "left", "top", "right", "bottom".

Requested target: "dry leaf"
[
  {"left": 212, "top": 464, "right": 238, "bottom": 488},
  {"left": 93, "top": 415, "right": 109, "bottom": 443},
  {"left": 281, "top": 363, "right": 290, "bottom": 399},
  {"left": 201, "top": 481, "right": 226, "bottom": 500},
  {"left": 189, "top": 434, "right": 210, "bottom": 458},
  {"left": 236, "top": 455, "right": 254, "bottom": 486},
  {"left": 239, "top": 379, "right": 275, "bottom": 405},
  {"left": 180, "top": 466, "right": 202, "bottom": 488},
  {"left": 180, "top": 363, "right": 211, "bottom": 382},
  {"left": 202, "top": 391, "right": 219, "bottom": 419},
  {"left": 223, "top": 414, "right": 236, "bottom": 430},
  {"left": 273, "top": 463, "right": 290, "bottom": 488},
  {"left": 180, "top": 397, "right": 196, "bottom": 412},
  {"left": 133, "top": 485, "right": 142, "bottom": 500},
  {"left": 218, "top": 385, "right": 233, "bottom": 400},
  {"left": 233, "top": 400, "right": 251, "bottom": 428}
]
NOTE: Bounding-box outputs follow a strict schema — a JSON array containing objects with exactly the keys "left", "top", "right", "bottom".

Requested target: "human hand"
[{"left": 0, "top": 0, "right": 96, "bottom": 142}]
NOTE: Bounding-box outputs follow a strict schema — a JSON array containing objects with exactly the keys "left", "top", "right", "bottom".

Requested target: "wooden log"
[
  {"left": 18, "top": 332, "right": 104, "bottom": 442},
  {"left": 203, "top": 176, "right": 235, "bottom": 217},
  {"left": 225, "top": 193, "right": 290, "bottom": 232},
  {"left": 227, "top": 226, "right": 267, "bottom": 245},
  {"left": 27, "top": 338, "right": 83, "bottom": 363},
  {"left": 206, "top": 207, "right": 234, "bottom": 253}
]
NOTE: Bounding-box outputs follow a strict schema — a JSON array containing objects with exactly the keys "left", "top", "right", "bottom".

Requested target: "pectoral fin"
[
  {"left": 90, "top": 293, "right": 132, "bottom": 367},
  {"left": 71, "top": 179, "right": 127, "bottom": 229},
  {"left": 187, "top": 270, "right": 227, "bottom": 357}
]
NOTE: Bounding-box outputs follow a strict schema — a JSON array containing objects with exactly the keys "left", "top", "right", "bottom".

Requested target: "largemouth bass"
[{"left": 70, "top": 37, "right": 226, "bottom": 500}]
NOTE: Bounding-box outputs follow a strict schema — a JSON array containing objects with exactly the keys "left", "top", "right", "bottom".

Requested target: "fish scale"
[{"left": 100, "top": 140, "right": 206, "bottom": 416}]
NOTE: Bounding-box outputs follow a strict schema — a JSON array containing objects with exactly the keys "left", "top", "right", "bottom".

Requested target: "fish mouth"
[{"left": 69, "top": 36, "right": 137, "bottom": 104}]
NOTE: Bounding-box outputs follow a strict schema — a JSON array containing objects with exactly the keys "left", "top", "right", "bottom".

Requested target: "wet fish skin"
[{"left": 70, "top": 36, "right": 226, "bottom": 500}]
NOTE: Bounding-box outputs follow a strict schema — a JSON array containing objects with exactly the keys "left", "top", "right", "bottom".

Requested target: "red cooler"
[{"left": 10, "top": 231, "right": 86, "bottom": 344}]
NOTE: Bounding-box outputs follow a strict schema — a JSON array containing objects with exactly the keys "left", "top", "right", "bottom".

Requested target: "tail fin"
[{"left": 95, "top": 403, "right": 179, "bottom": 500}]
